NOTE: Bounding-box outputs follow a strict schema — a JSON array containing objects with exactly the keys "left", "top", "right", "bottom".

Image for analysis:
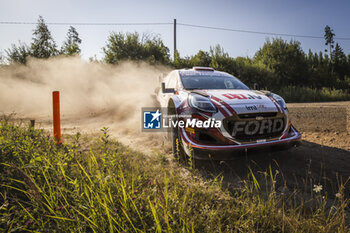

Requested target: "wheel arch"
[{"left": 167, "top": 96, "right": 181, "bottom": 116}]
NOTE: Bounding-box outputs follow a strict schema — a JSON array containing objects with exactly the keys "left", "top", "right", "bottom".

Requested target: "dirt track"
[
  {"left": 196, "top": 101, "right": 350, "bottom": 200},
  {"left": 9, "top": 101, "right": 350, "bottom": 199}
]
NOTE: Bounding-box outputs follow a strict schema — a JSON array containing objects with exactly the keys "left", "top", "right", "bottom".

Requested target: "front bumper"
[{"left": 179, "top": 125, "right": 302, "bottom": 160}]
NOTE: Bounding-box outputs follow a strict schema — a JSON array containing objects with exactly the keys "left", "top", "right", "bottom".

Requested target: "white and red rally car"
[{"left": 156, "top": 67, "right": 301, "bottom": 160}]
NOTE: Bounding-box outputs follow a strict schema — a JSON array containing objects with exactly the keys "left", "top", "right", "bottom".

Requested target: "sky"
[{"left": 1, "top": 0, "right": 350, "bottom": 61}]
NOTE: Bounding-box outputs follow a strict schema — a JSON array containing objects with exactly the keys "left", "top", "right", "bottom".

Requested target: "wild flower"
[{"left": 313, "top": 184, "right": 323, "bottom": 193}]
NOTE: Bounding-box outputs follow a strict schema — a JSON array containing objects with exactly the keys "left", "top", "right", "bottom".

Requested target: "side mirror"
[
  {"left": 162, "top": 82, "right": 175, "bottom": 94},
  {"left": 253, "top": 83, "right": 259, "bottom": 90}
]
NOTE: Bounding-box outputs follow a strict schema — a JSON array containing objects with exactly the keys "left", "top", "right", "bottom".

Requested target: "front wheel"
[
  {"left": 171, "top": 124, "right": 186, "bottom": 160},
  {"left": 171, "top": 126, "right": 197, "bottom": 168}
]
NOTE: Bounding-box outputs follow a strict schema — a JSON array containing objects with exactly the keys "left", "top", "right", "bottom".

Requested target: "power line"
[
  {"left": 1, "top": 20, "right": 350, "bottom": 40},
  {"left": 178, "top": 23, "right": 350, "bottom": 41},
  {"left": 0, "top": 21, "right": 172, "bottom": 26}
]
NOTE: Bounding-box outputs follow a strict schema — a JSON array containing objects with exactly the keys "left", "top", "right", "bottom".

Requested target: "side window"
[
  {"left": 176, "top": 73, "right": 183, "bottom": 90},
  {"left": 167, "top": 72, "right": 177, "bottom": 89}
]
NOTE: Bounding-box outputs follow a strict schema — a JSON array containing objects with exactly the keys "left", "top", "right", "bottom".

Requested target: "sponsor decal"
[
  {"left": 245, "top": 105, "right": 258, "bottom": 111},
  {"left": 222, "top": 93, "right": 263, "bottom": 100},
  {"left": 231, "top": 118, "right": 284, "bottom": 136},
  {"left": 245, "top": 104, "right": 266, "bottom": 111}
]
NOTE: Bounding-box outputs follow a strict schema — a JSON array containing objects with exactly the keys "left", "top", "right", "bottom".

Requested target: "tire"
[
  {"left": 168, "top": 103, "right": 193, "bottom": 165},
  {"left": 171, "top": 124, "right": 186, "bottom": 161}
]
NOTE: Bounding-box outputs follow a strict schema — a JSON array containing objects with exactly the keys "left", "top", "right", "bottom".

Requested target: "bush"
[
  {"left": 274, "top": 85, "right": 350, "bottom": 102},
  {"left": 103, "top": 32, "right": 170, "bottom": 65}
]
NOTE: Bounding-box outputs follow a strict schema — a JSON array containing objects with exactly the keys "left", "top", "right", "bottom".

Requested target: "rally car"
[{"left": 156, "top": 67, "right": 301, "bottom": 160}]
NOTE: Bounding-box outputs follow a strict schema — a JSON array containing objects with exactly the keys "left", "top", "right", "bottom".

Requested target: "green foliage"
[
  {"left": 274, "top": 85, "right": 350, "bottom": 102},
  {"left": 332, "top": 43, "right": 348, "bottom": 80},
  {"left": 30, "top": 16, "right": 58, "bottom": 58},
  {"left": 173, "top": 50, "right": 211, "bottom": 69},
  {"left": 5, "top": 42, "right": 31, "bottom": 64},
  {"left": 233, "top": 56, "right": 278, "bottom": 89},
  {"left": 5, "top": 16, "right": 83, "bottom": 63},
  {"left": 61, "top": 26, "right": 82, "bottom": 56},
  {"left": 254, "top": 38, "right": 309, "bottom": 86},
  {"left": 171, "top": 40, "right": 348, "bottom": 102},
  {"left": 103, "top": 32, "right": 170, "bottom": 64},
  {"left": 191, "top": 50, "right": 211, "bottom": 67},
  {"left": 0, "top": 120, "right": 349, "bottom": 232},
  {"left": 209, "top": 45, "right": 236, "bottom": 74},
  {"left": 324, "top": 25, "right": 335, "bottom": 59},
  {"left": 4, "top": 17, "right": 350, "bottom": 101}
]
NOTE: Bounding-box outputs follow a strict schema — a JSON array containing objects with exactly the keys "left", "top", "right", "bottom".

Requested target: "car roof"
[{"left": 177, "top": 67, "right": 233, "bottom": 78}]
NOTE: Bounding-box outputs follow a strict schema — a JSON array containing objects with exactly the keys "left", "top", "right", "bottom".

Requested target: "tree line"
[{"left": 3, "top": 16, "right": 350, "bottom": 96}]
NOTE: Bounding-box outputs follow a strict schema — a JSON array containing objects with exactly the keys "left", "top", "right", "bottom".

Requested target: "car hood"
[{"left": 204, "top": 89, "right": 279, "bottom": 114}]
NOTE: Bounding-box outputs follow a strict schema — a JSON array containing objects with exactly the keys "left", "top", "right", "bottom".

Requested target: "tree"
[
  {"left": 209, "top": 45, "right": 236, "bottom": 74},
  {"left": 5, "top": 42, "right": 31, "bottom": 64},
  {"left": 0, "top": 51, "right": 4, "bottom": 64},
  {"left": 332, "top": 43, "right": 347, "bottom": 81},
  {"left": 31, "top": 16, "right": 57, "bottom": 58},
  {"left": 254, "top": 38, "right": 309, "bottom": 86},
  {"left": 324, "top": 25, "right": 335, "bottom": 62},
  {"left": 191, "top": 50, "right": 211, "bottom": 67},
  {"left": 173, "top": 50, "right": 211, "bottom": 69},
  {"left": 234, "top": 56, "right": 278, "bottom": 89},
  {"left": 103, "top": 32, "right": 170, "bottom": 64},
  {"left": 61, "top": 26, "right": 82, "bottom": 55},
  {"left": 143, "top": 35, "right": 170, "bottom": 64},
  {"left": 306, "top": 50, "right": 331, "bottom": 88}
]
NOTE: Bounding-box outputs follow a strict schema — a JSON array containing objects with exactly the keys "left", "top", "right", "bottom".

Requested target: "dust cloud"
[{"left": 0, "top": 56, "right": 171, "bottom": 151}]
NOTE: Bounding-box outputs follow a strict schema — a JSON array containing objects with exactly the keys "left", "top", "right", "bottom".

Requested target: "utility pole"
[{"left": 174, "top": 18, "right": 177, "bottom": 61}]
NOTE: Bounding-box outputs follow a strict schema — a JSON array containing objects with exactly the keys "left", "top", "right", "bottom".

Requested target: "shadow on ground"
[{"left": 194, "top": 140, "right": 350, "bottom": 198}]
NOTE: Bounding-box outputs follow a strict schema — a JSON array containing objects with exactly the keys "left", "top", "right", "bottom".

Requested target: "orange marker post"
[{"left": 52, "top": 91, "right": 61, "bottom": 144}]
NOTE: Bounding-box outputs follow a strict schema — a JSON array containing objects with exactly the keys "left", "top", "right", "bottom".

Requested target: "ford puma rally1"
[{"left": 156, "top": 67, "right": 301, "bottom": 160}]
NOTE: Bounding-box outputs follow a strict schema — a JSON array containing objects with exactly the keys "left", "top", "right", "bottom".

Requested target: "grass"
[
  {"left": 275, "top": 86, "right": 350, "bottom": 103},
  {"left": 0, "top": 119, "right": 349, "bottom": 232}
]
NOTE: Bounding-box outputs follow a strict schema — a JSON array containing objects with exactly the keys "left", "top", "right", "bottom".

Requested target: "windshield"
[{"left": 180, "top": 74, "right": 250, "bottom": 90}]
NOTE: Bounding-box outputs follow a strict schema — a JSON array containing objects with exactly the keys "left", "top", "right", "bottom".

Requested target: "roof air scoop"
[{"left": 193, "top": 66, "right": 214, "bottom": 71}]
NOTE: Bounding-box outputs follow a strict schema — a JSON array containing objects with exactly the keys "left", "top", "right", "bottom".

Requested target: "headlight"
[
  {"left": 188, "top": 93, "right": 217, "bottom": 113},
  {"left": 271, "top": 93, "right": 287, "bottom": 110}
]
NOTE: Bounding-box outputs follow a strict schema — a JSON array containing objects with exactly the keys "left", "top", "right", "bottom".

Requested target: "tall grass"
[
  {"left": 275, "top": 86, "right": 350, "bottom": 103},
  {"left": 0, "top": 119, "right": 349, "bottom": 232}
]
